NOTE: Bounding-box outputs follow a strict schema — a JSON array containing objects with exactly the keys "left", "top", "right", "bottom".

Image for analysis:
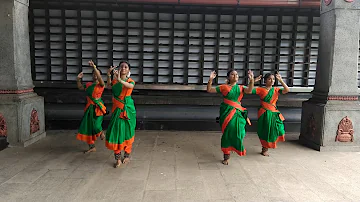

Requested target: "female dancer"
[
  {"left": 105, "top": 61, "right": 136, "bottom": 168},
  {"left": 253, "top": 72, "right": 290, "bottom": 156},
  {"left": 207, "top": 69, "right": 254, "bottom": 165},
  {"left": 76, "top": 60, "right": 106, "bottom": 153}
]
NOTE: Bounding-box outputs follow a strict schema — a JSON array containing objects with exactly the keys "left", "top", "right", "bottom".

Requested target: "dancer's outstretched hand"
[
  {"left": 77, "top": 72, "right": 84, "bottom": 79},
  {"left": 113, "top": 69, "right": 119, "bottom": 78},
  {"left": 209, "top": 71, "right": 217, "bottom": 80},
  {"left": 248, "top": 70, "right": 254, "bottom": 80},
  {"left": 276, "top": 73, "right": 283, "bottom": 81},
  {"left": 255, "top": 75, "right": 262, "bottom": 82},
  {"left": 108, "top": 66, "right": 116, "bottom": 75},
  {"left": 89, "top": 60, "right": 96, "bottom": 68}
]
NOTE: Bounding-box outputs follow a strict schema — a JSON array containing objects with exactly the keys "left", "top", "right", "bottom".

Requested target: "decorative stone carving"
[
  {"left": 328, "top": 96, "right": 358, "bottom": 101},
  {"left": 335, "top": 116, "right": 354, "bottom": 142},
  {"left": 307, "top": 114, "right": 316, "bottom": 138},
  {"left": 344, "top": 0, "right": 354, "bottom": 2},
  {"left": 324, "top": 0, "right": 332, "bottom": 5},
  {"left": 0, "top": 88, "right": 33, "bottom": 94},
  {"left": 30, "top": 109, "right": 40, "bottom": 134},
  {"left": 0, "top": 114, "right": 7, "bottom": 137}
]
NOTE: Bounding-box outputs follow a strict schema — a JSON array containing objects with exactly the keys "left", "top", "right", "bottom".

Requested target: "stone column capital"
[{"left": 321, "top": 0, "right": 360, "bottom": 14}]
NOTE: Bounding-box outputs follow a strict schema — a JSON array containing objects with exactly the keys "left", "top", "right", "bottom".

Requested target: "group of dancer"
[
  {"left": 207, "top": 69, "right": 289, "bottom": 165},
  {"left": 76, "top": 60, "right": 135, "bottom": 168},
  {"left": 75, "top": 60, "right": 289, "bottom": 167}
]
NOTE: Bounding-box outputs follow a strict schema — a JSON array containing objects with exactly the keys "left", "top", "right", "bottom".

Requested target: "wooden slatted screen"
[{"left": 30, "top": 0, "right": 321, "bottom": 88}]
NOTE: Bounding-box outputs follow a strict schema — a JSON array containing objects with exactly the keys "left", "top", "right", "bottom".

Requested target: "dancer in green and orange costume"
[
  {"left": 76, "top": 60, "right": 107, "bottom": 153},
  {"left": 207, "top": 69, "right": 254, "bottom": 165},
  {"left": 105, "top": 61, "right": 136, "bottom": 168},
  {"left": 252, "top": 72, "right": 290, "bottom": 156}
]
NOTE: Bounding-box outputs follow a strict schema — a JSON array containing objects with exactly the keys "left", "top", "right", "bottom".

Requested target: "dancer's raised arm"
[
  {"left": 76, "top": 72, "right": 84, "bottom": 90},
  {"left": 276, "top": 73, "right": 290, "bottom": 94},
  {"left": 207, "top": 71, "right": 217, "bottom": 93},
  {"left": 244, "top": 70, "right": 255, "bottom": 94}
]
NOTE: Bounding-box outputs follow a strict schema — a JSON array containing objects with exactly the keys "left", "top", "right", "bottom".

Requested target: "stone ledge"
[{"left": 35, "top": 88, "right": 311, "bottom": 107}]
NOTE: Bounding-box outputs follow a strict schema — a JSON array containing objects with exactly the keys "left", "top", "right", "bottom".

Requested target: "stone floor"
[{"left": 1, "top": 131, "right": 360, "bottom": 202}]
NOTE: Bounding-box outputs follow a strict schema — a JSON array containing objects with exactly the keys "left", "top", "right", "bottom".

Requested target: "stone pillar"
[
  {"left": 0, "top": 0, "right": 46, "bottom": 147},
  {"left": 300, "top": 0, "right": 360, "bottom": 151}
]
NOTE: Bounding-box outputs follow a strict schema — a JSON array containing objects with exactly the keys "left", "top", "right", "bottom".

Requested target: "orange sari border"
[
  {"left": 269, "top": 87, "right": 280, "bottom": 104},
  {"left": 222, "top": 147, "right": 246, "bottom": 156},
  {"left": 219, "top": 85, "right": 232, "bottom": 96},
  {"left": 76, "top": 131, "right": 102, "bottom": 144},
  {"left": 258, "top": 108, "right": 266, "bottom": 119},
  {"left": 221, "top": 108, "right": 236, "bottom": 133},
  {"left": 260, "top": 135, "right": 285, "bottom": 149},
  {"left": 106, "top": 136, "right": 135, "bottom": 151}
]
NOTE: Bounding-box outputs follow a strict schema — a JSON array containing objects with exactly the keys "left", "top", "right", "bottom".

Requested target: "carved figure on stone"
[
  {"left": 307, "top": 114, "right": 316, "bottom": 138},
  {"left": 30, "top": 109, "right": 40, "bottom": 134},
  {"left": 324, "top": 0, "right": 332, "bottom": 5},
  {"left": 335, "top": 116, "right": 354, "bottom": 142},
  {"left": 0, "top": 114, "right": 7, "bottom": 137},
  {"left": 344, "top": 0, "right": 354, "bottom": 3}
]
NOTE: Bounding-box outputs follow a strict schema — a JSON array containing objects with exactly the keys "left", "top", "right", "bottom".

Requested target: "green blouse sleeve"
[{"left": 216, "top": 86, "right": 221, "bottom": 93}]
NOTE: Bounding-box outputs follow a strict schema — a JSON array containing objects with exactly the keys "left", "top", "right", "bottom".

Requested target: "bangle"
[{"left": 107, "top": 74, "right": 111, "bottom": 77}]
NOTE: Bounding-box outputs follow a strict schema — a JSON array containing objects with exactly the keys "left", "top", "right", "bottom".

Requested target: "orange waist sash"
[
  {"left": 85, "top": 97, "right": 106, "bottom": 116},
  {"left": 112, "top": 97, "right": 128, "bottom": 119},
  {"left": 224, "top": 99, "right": 246, "bottom": 111},
  {"left": 223, "top": 99, "right": 251, "bottom": 125},
  {"left": 260, "top": 101, "right": 285, "bottom": 121}
]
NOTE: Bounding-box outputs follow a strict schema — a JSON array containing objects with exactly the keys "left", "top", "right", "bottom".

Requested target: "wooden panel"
[
  {"left": 30, "top": 0, "right": 321, "bottom": 88},
  {"left": 120, "top": 0, "right": 320, "bottom": 7}
]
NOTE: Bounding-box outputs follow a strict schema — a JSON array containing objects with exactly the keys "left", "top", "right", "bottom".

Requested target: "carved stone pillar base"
[
  {"left": 0, "top": 92, "right": 46, "bottom": 147},
  {"left": 300, "top": 100, "right": 360, "bottom": 151}
]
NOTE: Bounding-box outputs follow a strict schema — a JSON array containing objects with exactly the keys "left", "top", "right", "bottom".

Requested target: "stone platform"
[{"left": 0, "top": 130, "right": 360, "bottom": 202}]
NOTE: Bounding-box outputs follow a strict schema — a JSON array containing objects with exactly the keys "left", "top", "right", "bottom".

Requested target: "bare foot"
[
  {"left": 84, "top": 147, "right": 96, "bottom": 154},
  {"left": 261, "top": 148, "right": 269, "bottom": 157},
  {"left": 114, "top": 160, "right": 121, "bottom": 168},
  {"left": 222, "top": 159, "right": 229, "bottom": 165},
  {"left": 123, "top": 157, "right": 130, "bottom": 165},
  {"left": 100, "top": 132, "right": 105, "bottom": 140}
]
